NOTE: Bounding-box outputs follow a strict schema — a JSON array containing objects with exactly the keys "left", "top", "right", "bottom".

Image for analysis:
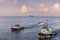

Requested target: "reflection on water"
[
  {"left": 11, "top": 32, "right": 19, "bottom": 40},
  {"left": 39, "top": 38, "right": 51, "bottom": 40}
]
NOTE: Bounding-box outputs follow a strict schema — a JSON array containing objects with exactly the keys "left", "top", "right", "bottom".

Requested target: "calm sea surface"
[{"left": 0, "top": 16, "right": 60, "bottom": 40}]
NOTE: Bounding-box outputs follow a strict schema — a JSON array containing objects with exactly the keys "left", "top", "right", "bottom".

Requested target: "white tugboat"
[
  {"left": 11, "top": 24, "right": 24, "bottom": 32},
  {"left": 38, "top": 19, "right": 57, "bottom": 40}
]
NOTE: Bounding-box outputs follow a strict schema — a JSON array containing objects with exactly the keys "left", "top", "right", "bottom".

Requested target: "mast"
[
  {"left": 45, "top": 18, "right": 48, "bottom": 27},
  {"left": 43, "top": 18, "right": 49, "bottom": 31}
]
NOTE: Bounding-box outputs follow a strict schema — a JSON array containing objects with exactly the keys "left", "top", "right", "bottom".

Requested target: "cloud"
[
  {"left": 51, "top": 3, "right": 60, "bottom": 12},
  {"left": 20, "top": 4, "right": 49, "bottom": 16},
  {"left": 38, "top": 3, "right": 60, "bottom": 16},
  {"left": 20, "top": 3, "right": 60, "bottom": 16},
  {"left": 38, "top": 4, "right": 48, "bottom": 13},
  {"left": 21, "top": 5, "right": 28, "bottom": 13},
  {"left": 0, "top": 0, "right": 60, "bottom": 16}
]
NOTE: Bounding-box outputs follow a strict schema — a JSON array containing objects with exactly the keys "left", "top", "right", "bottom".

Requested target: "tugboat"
[
  {"left": 29, "top": 15, "right": 34, "bottom": 17},
  {"left": 11, "top": 24, "right": 24, "bottom": 32},
  {"left": 38, "top": 19, "right": 57, "bottom": 40}
]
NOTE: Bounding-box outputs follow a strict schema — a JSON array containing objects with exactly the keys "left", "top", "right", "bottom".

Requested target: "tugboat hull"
[
  {"left": 11, "top": 27, "right": 24, "bottom": 32},
  {"left": 38, "top": 32, "right": 57, "bottom": 40}
]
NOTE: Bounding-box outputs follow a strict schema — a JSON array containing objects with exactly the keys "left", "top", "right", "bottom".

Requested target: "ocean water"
[{"left": 0, "top": 16, "right": 60, "bottom": 40}]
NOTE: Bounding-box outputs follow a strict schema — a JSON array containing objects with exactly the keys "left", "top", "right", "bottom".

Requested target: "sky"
[{"left": 0, "top": 0, "right": 60, "bottom": 16}]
